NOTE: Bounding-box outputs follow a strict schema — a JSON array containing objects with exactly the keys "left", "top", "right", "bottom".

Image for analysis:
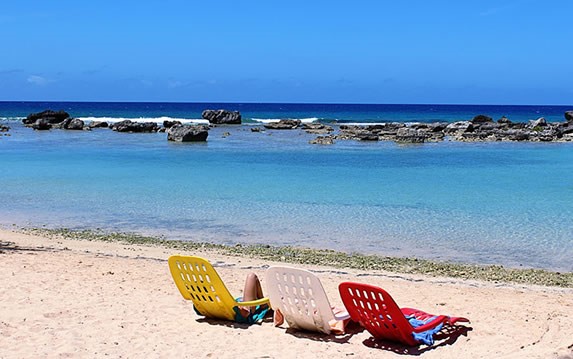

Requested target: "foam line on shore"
[
  {"left": 251, "top": 117, "right": 319, "bottom": 124},
  {"left": 78, "top": 116, "right": 209, "bottom": 125},
  {"left": 19, "top": 227, "right": 573, "bottom": 288}
]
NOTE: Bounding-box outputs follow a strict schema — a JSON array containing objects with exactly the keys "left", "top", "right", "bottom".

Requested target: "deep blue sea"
[{"left": 1, "top": 101, "right": 572, "bottom": 271}]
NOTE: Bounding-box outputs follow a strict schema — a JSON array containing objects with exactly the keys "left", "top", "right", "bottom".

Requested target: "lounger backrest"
[
  {"left": 168, "top": 255, "right": 237, "bottom": 321},
  {"left": 339, "top": 282, "right": 413, "bottom": 344},
  {"left": 266, "top": 266, "right": 335, "bottom": 334}
]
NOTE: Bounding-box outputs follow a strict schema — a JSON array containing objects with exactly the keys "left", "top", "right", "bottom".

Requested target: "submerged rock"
[
  {"left": 0, "top": 124, "right": 9, "bottom": 132},
  {"left": 263, "top": 119, "right": 301, "bottom": 130},
  {"left": 302, "top": 123, "right": 334, "bottom": 134},
  {"left": 309, "top": 135, "right": 335, "bottom": 145},
  {"left": 202, "top": 109, "right": 241, "bottom": 125},
  {"left": 167, "top": 124, "right": 209, "bottom": 142}
]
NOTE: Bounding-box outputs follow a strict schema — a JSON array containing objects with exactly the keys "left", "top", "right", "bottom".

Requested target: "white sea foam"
[
  {"left": 78, "top": 116, "right": 209, "bottom": 125},
  {"left": 251, "top": 117, "right": 319, "bottom": 124},
  {"left": 0, "top": 116, "right": 25, "bottom": 121},
  {"left": 341, "top": 122, "right": 389, "bottom": 126}
]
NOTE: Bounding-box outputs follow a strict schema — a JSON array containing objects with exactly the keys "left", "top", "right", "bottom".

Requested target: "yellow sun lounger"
[{"left": 168, "top": 255, "right": 270, "bottom": 322}]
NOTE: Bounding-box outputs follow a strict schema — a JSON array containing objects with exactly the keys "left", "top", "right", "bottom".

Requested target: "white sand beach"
[{"left": 1, "top": 229, "right": 572, "bottom": 358}]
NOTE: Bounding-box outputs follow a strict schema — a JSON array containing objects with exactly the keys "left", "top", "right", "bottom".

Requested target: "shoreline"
[
  {"left": 1, "top": 227, "right": 572, "bottom": 358},
  {"left": 13, "top": 227, "right": 573, "bottom": 288}
]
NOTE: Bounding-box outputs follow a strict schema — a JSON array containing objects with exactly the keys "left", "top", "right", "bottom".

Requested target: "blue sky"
[{"left": 1, "top": 0, "right": 571, "bottom": 104}]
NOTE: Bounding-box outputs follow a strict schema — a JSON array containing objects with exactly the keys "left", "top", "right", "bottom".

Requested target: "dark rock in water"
[
  {"left": 250, "top": 127, "right": 263, "bottom": 132},
  {"left": 263, "top": 119, "right": 301, "bottom": 130},
  {"left": 528, "top": 117, "right": 547, "bottom": 129},
  {"left": 505, "top": 129, "right": 529, "bottom": 141},
  {"left": 444, "top": 121, "right": 474, "bottom": 134},
  {"left": 163, "top": 120, "right": 182, "bottom": 128},
  {"left": 202, "top": 109, "right": 241, "bottom": 125},
  {"left": 111, "top": 120, "right": 159, "bottom": 133},
  {"left": 427, "top": 122, "right": 449, "bottom": 132},
  {"left": 471, "top": 114, "right": 493, "bottom": 123},
  {"left": 338, "top": 125, "right": 381, "bottom": 141},
  {"left": 167, "top": 124, "right": 209, "bottom": 142},
  {"left": 498, "top": 116, "right": 512, "bottom": 124},
  {"left": 510, "top": 122, "right": 526, "bottom": 129},
  {"left": 396, "top": 128, "right": 426, "bottom": 143},
  {"left": 355, "top": 133, "right": 379, "bottom": 141},
  {"left": 565, "top": 111, "right": 573, "bottom": 123},
  {"left": 476, "top": 122, "right": 500, "bottom": 132},
  {"left": 309, "top": 135, "right": 335, "bottom": 145},
  {"left": 89, "top": 121, "right": 109, "bottom": 128},
  {"left": 555, "top": 122, "right": 573, "bottom": 137},
  {"left": 537, "top": 130, "right": 555, "bottom": 142},
  {"left": 0, "top": 124, "right": 9, "bottom": 132},
  {"left": 32, "top": 118, "right": 52, "bottom": 130},
  {"left": 303, "top": 123, "right": 334, "bottom": 134},
  {"left": 63, "top": 118, "right": 85, "bottom": 130},
  {"left": 23, "top": 110, "right": 70, "bottom": 125}
]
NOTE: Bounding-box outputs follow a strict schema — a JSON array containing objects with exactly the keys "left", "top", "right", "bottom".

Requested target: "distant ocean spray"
[{"left": 1, "top": 101, "right": 572, "bottom": 272}]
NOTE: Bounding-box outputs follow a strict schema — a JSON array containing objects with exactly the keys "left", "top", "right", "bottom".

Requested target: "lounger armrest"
[
  {"left": 236, "top": 297, "right": 270, "bottom": 307},
  {"left": 333, "top": 310, "right": 351, "bottom": 321},
  {"left": 411, "top": 315, "right": 448, "bottom": 333}
]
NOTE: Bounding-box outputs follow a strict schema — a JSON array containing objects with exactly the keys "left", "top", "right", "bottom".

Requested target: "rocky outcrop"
[
  {"left": 396, "top": 128, "right": 426, "bottom": 143},
  {"left": 167, "top": 125, "right": 209, "bottom": 142},
  {"left": 444, "top": 121, "right": 474, "bottom": 134},
  {"left": 498, "top": 116, "right": 512, "bottom": 125},
  {"left": 528, "top": 117, "right": 547, "bottom": 129},
  {"left": 303, "top": 123, "right": 334, "bottom": 134},
  {"left": 89, "top": 121, "right": 109, "bottom": 128},
  {"left": 333, "top": 114, "right": 573, "bottom": 143},
  {"left": 0, "top": 124, "right": 9, "bottom": 132},
  {"left": 202, "top": 109, "right": 241, "bottom": 125},
  {"left": 111, "top": 120, "right": 159, "bottom": 133},
  {"left": 32, "top": 118, "right": 52, "bottom": 130},
  {"left": 471, "top": 114, "right": 493, "bottom": 124},
  {"left": 163, "top": 120, "right": 182, "bottom": 128},
  {"left": 263, "top": 119, "right": 301, "bottom": 130},
  {"left": 62, "top": 118, "right": 85, "bottom": 130},
  {"left": 309, "top": 135, "right": 335, "bottom": 145},
  {"left": 23, "top": 110, "right": 70, "bottom": 125},
  {"left": 565, "top": 111, "right": 573, "bottom": 123}
]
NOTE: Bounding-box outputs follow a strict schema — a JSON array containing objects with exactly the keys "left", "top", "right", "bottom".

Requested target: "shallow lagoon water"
[{"left": 1, "top": 121, "right": 572, "bottom": 272}]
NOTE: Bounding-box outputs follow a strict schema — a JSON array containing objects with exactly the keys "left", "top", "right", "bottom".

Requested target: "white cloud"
[
  {"left": 27, "top": 75, "right": 49, "bottom": 86},
  {"left": 168, "top": 80, "right": 184, "bottom": 89}
]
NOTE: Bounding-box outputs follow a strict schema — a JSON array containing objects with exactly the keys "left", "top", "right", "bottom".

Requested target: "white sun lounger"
[{"left": 265, "top": 266, "right": 350, "bottom": 334}]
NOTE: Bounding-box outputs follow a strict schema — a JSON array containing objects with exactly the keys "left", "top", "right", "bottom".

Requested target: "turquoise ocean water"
[{"left": 1, "top": 102, "right": 572, "bottom": 271}]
